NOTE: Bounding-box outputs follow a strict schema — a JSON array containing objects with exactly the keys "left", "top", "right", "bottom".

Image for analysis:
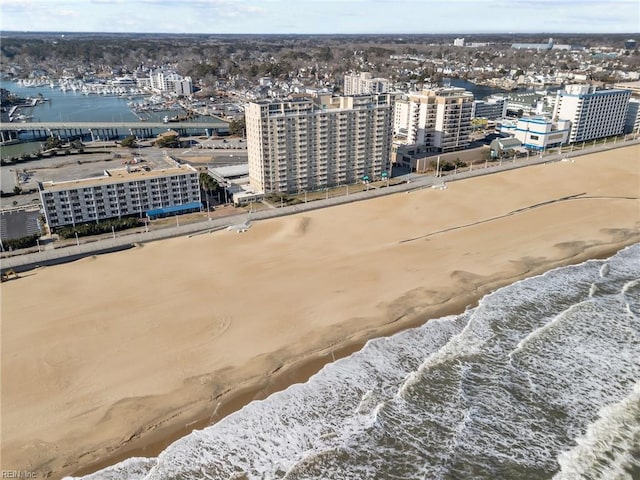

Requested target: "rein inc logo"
[{"left": 1, "top": 472, "right": 37, "bottom": 479}]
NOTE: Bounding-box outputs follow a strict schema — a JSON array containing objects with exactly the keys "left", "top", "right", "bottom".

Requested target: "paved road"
[{"left": 2, "top": 137, "right": 638, "bottom": 272}]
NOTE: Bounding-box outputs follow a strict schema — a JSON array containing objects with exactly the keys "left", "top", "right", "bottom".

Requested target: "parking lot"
[{"left": 0, "top": 145, "right": 179, "bottom": 208}]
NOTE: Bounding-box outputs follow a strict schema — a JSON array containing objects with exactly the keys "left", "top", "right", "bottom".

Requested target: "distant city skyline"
[{"left": 0, "top": 0, "right": 638, "bottom": 35}]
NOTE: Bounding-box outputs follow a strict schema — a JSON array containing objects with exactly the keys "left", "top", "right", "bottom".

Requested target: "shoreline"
[
  {"left": 69, "top": 238, "right": 635, "bottom": 478},
  {"left": 2, "top": 145, "right": 638, "bottom": 479}
]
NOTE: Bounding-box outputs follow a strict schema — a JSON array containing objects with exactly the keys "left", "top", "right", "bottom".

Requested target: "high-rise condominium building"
[
  {"left": 407, "top": 88, "right": 474, "bottom": 153},
  {"left": 553, "top": 85, "right": 631, "bottom": 143},
  {"left": 343, "top": 72, "right": 390, "bottom": 95},
  {"left": 149, "top": 69, "right": 193, "bottom": 96},
  {"left": 245, "top": 94, "right": 394, "bottom": 194}
]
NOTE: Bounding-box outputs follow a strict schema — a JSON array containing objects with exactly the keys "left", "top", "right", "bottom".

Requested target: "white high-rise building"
[
  {"left": 245, "top": 94, "right": 394, "bottom": 194},
  {"left": 393, "top": 94, "right": 410, "bottom": 136},
  {"left": 149, "top": 69, "right": 193, "bottom": 96},
  {"left": 553, "top": 85, "right": 631, "bottom": 143},
  {"left": 343, "top": 72, "right": 390, "bottom": 95},
  {"left": 407, "top": 87, "right": 474, "bottom": 153},
  {"left": 624, "top": 98, "right": 640, "bottom": 134}
]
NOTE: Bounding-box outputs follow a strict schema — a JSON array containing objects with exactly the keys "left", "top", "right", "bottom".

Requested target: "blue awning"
[{"left": 146, "top": 202, "right": 201, "bottom": 217}]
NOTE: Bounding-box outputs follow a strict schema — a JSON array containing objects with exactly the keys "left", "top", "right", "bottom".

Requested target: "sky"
[{"left": 0, "top": 0, "right": 638, "bottom": 35}]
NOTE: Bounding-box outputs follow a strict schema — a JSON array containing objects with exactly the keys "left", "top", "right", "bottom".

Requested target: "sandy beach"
[{"left": 1, "top": 145, "right": 639, "bottom": 478}]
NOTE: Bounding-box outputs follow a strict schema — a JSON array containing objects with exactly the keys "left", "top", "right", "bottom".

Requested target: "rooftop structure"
[{"left": 489, "top": 137, "right": 525, "bottom": 158}]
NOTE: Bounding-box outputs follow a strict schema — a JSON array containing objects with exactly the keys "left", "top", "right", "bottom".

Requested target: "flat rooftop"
[
  {"left": 208, "top": 164, "right": 249, "bottom": 178},
  {"left": 40, "top": 165, "right": 197, "bottom": 192}
]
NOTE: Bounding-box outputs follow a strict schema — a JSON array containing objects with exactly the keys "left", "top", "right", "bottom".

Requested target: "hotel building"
[
  {"left": 39, "top": 165, "right": 201, "bottom": 229},
  {"left": 407, "top": 87, "right": 474, "bottom": 153},
  {"left": 245, "top": 94, "right": 394, "bottom": 194},
  {"left": 553, "top": 85, "right": 631, "bottom": 143}
]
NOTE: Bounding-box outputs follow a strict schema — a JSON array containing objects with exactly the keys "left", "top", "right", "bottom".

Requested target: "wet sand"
[{"left": 1, "top": 145, "right": 639, "bottom": 479}]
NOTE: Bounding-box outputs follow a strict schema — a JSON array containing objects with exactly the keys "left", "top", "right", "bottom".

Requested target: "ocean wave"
[{"left": 68, "top": 244, "right": 640, "bottom": 480}]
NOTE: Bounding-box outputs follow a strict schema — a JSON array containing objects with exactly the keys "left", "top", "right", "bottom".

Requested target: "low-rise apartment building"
[
  {"left": 511, "top": 117, "right": 571, "bottom": 150},
  {"left": 39, "top": 165, "right": 201, "bottom": 229}
]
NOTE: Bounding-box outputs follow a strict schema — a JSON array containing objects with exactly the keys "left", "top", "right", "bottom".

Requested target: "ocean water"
[{"left": 68, "top": 244, "right": 640, "bottom": 480}]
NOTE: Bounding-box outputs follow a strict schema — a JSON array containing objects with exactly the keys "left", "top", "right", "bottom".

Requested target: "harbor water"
[
  {"left": 0, "top": 80, "right": 141, "bottom": 123},
  {"left": 68, "top": 243, "right": 640, "bottom": 480},
  {"left": 0, "top": 80, "right": 226, "bottom": 159}
]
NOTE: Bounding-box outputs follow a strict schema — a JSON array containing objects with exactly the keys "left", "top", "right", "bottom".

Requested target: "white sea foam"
[
  {"left": 62, "top": 457, "right": 156, "bottom": 480},
  {"left": 69, "top": 244, "right": 640, "bottom": 480},
  {"left": 554, "top": 381, "right": 640, "bottom": 480}
]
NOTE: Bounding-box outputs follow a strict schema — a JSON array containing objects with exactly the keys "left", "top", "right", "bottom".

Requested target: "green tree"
[
  {"left": 45, "top": 136, "right": 63, "bottom": 150},
  {"left": 155, "top": 134, "right": 179, "bottom": 148},
  {"left": 4, "top": 233, "right": 40, "bottom": 250},
  {"left": 229, "top": 116, "right": 246, "bottom": 137},
  {"left": 199, "top": 172, "right": 219, "bottom": 193},
  {"left": 120, "top": 135, "right": 137, "bottom": 148}
]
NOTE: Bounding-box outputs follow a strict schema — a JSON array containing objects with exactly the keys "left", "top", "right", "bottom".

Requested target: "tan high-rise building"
[
  {"left": 246, "top": 94, "right": 394, "bottom": 194},
  {"left": 407, "top": 87, "right": 474, "bottom": 153},
  {"left": 343, "top": 72, "right": 390, "bottom": 95}
]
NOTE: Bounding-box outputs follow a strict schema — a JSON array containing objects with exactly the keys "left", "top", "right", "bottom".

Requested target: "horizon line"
[{"left": 1, "top": 30, "right": 637, "bottom": 36}]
